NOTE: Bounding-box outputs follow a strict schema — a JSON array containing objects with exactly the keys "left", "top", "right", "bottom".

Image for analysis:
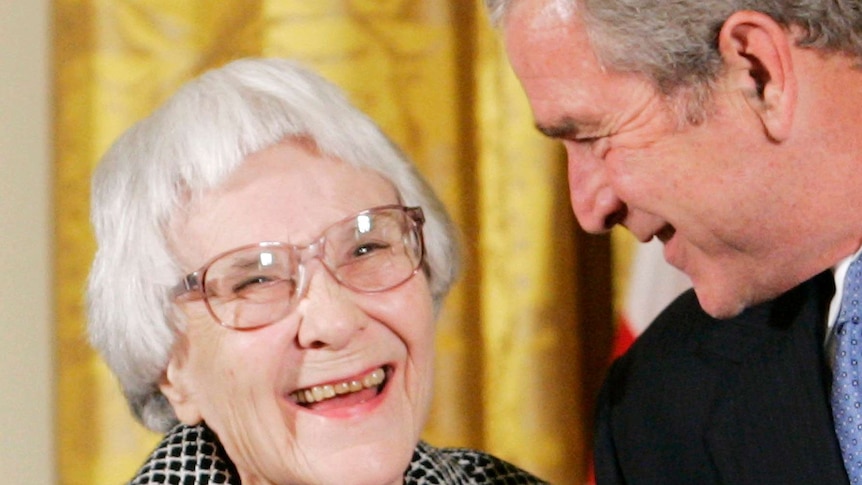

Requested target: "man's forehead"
[
  {"left": 502, "top": 0, "right": 595, "bottom": 68},
  {"left": 505, "top": 0, "right": 577, "bottom": 32}
]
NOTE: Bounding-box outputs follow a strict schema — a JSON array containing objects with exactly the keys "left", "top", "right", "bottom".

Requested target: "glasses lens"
[
  {"left": 203, "top": 246, "right": 299, "bottom": 328},
  {"left": 326, "top": 208, "right": 423, "bottom": 292},
  {"left": 193, "top": 206, "right": 424, "bottom": 329}
]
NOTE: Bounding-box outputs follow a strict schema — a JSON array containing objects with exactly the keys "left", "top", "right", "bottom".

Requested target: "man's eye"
[
  {"left": 574, "top": 135, "right": 603, "bottom": 144},
  {"left": 573, "top": 135, "right": 611, "bottom": 157}
]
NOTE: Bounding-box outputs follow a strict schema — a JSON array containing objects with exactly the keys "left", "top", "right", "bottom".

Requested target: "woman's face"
[{"left": 162, "top": 139, "right": 436, "bottom": 485}]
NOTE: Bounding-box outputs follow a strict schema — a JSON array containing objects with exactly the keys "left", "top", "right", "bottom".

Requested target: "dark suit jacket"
[{"left": 594, "top": 271, "right": 849, "bottom": 484}]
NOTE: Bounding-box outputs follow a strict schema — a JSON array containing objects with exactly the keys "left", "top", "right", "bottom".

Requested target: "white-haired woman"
[{"left": 87, "top": 58, "right": 547, "bottom": 485}]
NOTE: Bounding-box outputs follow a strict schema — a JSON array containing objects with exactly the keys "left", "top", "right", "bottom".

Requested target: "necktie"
[{"left": 832, "top": 255, "right": 862, "bottom": 484}]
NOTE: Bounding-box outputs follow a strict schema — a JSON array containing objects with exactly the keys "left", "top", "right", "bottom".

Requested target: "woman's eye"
[
  {"left": 351, "top": 241, "right": 390, "bottom": 258},
  {"left": 233, "top": 275, "right": 275, "bottom": 294}
]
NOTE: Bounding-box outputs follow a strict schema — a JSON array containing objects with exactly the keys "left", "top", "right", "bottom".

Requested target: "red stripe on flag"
[{"left": 611, "top": 314, "right": 638, "bottom": 360}]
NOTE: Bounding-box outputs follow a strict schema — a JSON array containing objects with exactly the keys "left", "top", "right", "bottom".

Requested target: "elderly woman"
[{"left": 87, "top": 58, "right": 547, "bottom": 484}]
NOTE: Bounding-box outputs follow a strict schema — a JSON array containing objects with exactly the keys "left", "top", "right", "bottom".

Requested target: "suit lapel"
[{"left": 700, "top": 272, "right": 848, "bottom": 483}]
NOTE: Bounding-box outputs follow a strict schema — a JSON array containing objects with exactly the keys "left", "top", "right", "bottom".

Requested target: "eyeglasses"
[{"left": 173, "top": 205, "right": 426, "bottom": 329}]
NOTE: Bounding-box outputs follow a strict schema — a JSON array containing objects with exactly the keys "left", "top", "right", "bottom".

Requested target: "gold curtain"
[{"left": 53, "top": 1, "right": 614, "bottom": 484}]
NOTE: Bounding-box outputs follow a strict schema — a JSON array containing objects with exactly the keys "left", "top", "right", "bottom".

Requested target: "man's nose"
[{"left": 566, "top": 147, "right": 625, "bottom": 233}]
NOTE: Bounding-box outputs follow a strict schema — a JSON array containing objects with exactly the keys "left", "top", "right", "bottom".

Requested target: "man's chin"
[{"left": 693, "top": 287, "right": 749, "bottom": 320}]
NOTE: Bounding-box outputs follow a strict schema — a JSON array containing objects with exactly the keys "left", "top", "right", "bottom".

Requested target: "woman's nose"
[
  {"left": 294, "top": 262, "right": 368, "bottom": 350},
  {"left": 566, "top": 148, "right": 625, "bottom": 233}
]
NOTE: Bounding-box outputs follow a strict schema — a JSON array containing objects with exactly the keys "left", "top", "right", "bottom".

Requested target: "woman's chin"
[
  {"left": 270, "top": 367, "right": 423, "bottom": 484},
  {"left": 297, "top": 440, "right": 414, "bottom": 485}
]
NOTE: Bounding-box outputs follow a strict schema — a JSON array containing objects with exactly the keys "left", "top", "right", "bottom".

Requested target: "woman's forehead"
[{"left": 167, "top": 143, "right": 399, "bottom": 268}]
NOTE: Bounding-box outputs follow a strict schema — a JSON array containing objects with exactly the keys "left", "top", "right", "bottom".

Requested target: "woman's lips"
[{"left": 289, "top": 366, "right": 388, "bottom": 408}]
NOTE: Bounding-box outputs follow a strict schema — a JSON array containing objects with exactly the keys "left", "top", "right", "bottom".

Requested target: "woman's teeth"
[{"left": 291, "top": 367, "right": 386, "bottom": 405}]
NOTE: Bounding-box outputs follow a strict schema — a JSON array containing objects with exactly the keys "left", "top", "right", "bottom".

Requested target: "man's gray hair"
[{"left": 485, "top": 0, "right": 862, "bottom": 114}]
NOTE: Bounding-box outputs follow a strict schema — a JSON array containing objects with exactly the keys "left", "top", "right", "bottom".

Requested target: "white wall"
[{"left": 0, "top": 0, "right": 54, "bottom": 483}]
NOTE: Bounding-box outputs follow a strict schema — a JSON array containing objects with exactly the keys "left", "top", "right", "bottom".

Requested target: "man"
[{"left": 484, "top": 0, "right": 862, "bottom": 483}]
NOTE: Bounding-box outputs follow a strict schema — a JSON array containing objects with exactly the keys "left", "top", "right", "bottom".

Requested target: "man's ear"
[
  {"left": 158, "top": 341, "right": 203, "bottom": 426},
  {"left": 717, "top": 10, "right": 797, "bottom": 141}
]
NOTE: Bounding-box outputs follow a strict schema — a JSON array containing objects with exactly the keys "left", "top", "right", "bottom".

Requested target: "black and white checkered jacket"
[{"left": 129, "top": 424, "right": 549, "bottom": 484}]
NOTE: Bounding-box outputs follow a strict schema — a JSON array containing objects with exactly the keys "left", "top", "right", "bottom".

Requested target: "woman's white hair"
[{"left": 87, "top": 58, "right": 460, "bottom": 432}]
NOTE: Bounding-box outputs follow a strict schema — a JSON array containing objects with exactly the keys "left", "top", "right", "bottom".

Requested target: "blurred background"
[{"left": 1, "top": 1, "right": 689, "bottom": 484}]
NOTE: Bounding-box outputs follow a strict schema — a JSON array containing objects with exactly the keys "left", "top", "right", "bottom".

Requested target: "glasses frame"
[{"left": 172, "top": 204, "right": 426, "bottom": 329}]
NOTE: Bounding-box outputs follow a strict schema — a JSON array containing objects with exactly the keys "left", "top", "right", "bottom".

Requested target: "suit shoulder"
[{"left": 624, "top": 288, "right": 714, "bottom": 360}]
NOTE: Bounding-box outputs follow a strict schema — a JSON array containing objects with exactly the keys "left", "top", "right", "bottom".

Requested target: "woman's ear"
[
  {"left": 716, "top": 10, "right": 797, "bottom": 141},
  {"left": 159, "top": 340, "right": 203, "bottom": 425}
]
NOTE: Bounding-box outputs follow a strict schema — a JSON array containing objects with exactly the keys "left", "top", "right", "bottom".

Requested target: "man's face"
[{"left": 501, "top": 0, "right": 810, "bottom": 318}]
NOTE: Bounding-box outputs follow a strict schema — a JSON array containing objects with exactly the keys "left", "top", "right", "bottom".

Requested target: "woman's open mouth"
[{"left": 289, "top": 366, "right": 390, "bottom": 410}]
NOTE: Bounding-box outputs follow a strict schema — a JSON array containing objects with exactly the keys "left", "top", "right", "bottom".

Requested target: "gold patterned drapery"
[{"left": 53, "top": 2, "right": 614, "bottom": 484}]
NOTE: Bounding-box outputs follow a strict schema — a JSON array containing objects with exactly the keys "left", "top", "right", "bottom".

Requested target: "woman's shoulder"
[
  {"left": 130, "top": 426, "right": 550, "bottom": 484},
  {"left": 128, "top": 423, "right": 238, "bottom": 485},
  {"left": 407, "top": 441, "right": 550, "bottom": 484}
]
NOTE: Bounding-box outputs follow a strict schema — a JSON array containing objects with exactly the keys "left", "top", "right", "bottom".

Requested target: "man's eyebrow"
[{"left": 536, "top": 118, "right": 578, "bottom": 139}]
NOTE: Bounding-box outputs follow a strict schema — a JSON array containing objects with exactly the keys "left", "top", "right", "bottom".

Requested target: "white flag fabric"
[{"left": 613, "top": 238, "right": 692, "bottom": 358}]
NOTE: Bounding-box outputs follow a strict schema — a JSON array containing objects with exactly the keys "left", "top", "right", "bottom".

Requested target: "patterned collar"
[{"left": 129, "top": 423, "right": 548, "bottom": 484}]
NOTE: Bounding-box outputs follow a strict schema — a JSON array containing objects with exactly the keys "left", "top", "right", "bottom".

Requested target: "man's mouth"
[
  {"left": 655, "top": 225, "right": 675, "bottom": 244},
  {"left": 289, "top": 366, "right": 389, "bottom": 408}
]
